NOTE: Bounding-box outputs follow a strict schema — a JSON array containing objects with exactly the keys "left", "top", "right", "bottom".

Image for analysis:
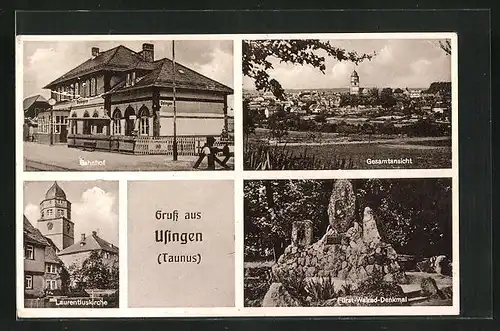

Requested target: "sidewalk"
[{"left": 23, "top": 142, "right": 234, "bottom": 171}]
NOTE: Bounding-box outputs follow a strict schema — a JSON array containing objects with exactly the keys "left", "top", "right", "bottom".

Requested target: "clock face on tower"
[
  {"left": 47, "top": 222, "right": 53, "bottom": 230},
  {"left": 66, "top": 223, "right": 71, "bottom": 233}
]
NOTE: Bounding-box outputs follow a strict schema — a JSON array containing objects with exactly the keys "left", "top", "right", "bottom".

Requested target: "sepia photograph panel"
[
  {"left": 22, "top": 180, "right": 119, "bottom": 308},
  {"left": 21, "top": 38, "right": 234, "bottom": 171},
  {"left": 243, "top": 38, "right": 453, "bottom": 170},
  {"left": 244, "top": 178, "right": 454, "bottom": 307}
]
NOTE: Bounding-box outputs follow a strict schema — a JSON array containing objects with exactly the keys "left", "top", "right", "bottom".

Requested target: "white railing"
[{"left": 134, "top": 136, "right": 208, "bottom": 156}]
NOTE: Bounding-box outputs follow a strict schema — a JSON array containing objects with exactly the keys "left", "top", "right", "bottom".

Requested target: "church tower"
[
  {"left": 37, "top": 181, "right": 74, "bottom": 251},
  {"left": 350, "top": 69, "right": 360, "bottom": 95}
]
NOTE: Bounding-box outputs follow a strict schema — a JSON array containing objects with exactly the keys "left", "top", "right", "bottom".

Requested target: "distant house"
[
  {"left": 58, "top": 231, "right": 119, "bottom": 276},
  {"left": 23, "top": 95, "right": 49, "bottom": 119},
  {"left": 262, "top": 91, "right": 276, "bottom": 101},
  {"left": 23, "top": 95, "right": 50, "bottom": 142},
  {"left": 36, "top": 101, "right": 70, "bottom": 144},
  {"left": 24, "top": 216, "right": 64, "bottom": 298},
  {"left": 409, "top": 89, "right": 422, "bottom": 98}
]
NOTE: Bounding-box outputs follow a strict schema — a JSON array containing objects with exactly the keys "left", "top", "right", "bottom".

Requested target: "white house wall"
[
  {"left": 159, "top": 117, "right": 224, "bottom": 136},
  {"left": 159, "top": 89, "right": 224, "bottom": 101}
]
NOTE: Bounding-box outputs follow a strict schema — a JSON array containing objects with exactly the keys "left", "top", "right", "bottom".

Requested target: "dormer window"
[
  {"left": 90, "top": 78, "right": 95, "bottom": 96},
  {"left": 126, "top": 72, "right": 136, "bottom": 87}
]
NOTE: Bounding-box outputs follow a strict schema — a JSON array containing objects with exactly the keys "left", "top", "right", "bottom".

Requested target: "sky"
[
  {"left": 24, "top": 181, "right": 119, "bottom": 246},
  {"left": 22, "top": 39, "right": 234, "bottom": 108},
  {"left": 242, "top": 38, "right": 452, "bottom": 90}
]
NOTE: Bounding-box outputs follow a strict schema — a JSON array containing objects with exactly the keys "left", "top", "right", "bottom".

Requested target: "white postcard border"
[{"left": 16, "top": 32, "right": 459, "bottom": 318}]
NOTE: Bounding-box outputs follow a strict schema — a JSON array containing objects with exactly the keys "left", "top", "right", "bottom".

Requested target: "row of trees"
[
  {"left": 244, "top": 179, "right": 452, "bottom": 262},
  {"left": 49, "top": 251, "right": 119, "bottom": 296},
  {"left": 246, "top": 104, "right": 451, "bottom": 142}
]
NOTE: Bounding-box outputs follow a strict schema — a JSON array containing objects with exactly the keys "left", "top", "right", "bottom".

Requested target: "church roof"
[
  {"left": 44, "top": 238, "right": 63, "bottom": 264},
  {"left": 58, "top": 231, "right": 119, "bottom": 256},
  {"left": 351, "top": 70, "right": 359, "bottom": 78},
  {"left": 44, "top": 181, "right": 66, "bottom": 200}
]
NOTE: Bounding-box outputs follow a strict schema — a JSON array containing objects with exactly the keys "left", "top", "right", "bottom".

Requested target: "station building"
[{"left": 44, "top": 43, "right": 233, "bottom": 155}]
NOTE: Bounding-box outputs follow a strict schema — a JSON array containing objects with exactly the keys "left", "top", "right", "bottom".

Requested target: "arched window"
[
  {"left": 75, "top": 82, "right": 79, "bottom": 98},
  {"left": 85, "top": 80, "right": 90, "bottom": 97},
  {"left": 138, "top": 106, "right": 150, "bottom": 135},
  {"left": 112, "top": 109, "right": 122, "bottom": 135},
  {"left": 70, "top": 84, "right": 75, "bottom": 98},
  {"left": 93, "top": 110, "right": 103, "bottom": 134},
  {"left": 83, "top": 111, "right": 90, "bottom": 134},
  {"left": 124, "top": 106, "right": 135, "bottom": 136}
]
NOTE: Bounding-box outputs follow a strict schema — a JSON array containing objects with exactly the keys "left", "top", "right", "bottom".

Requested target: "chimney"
[
  {"left": 81, "top": 233, "right": 86, "bottom": 241},
  {"left": 91, "top": 47, "right": 100, "bottom": 57},
  {"left": 142, "top": 43, "right": 154, "bottom": 62},
  {"left": 92, "top": 230, "right": 97, "bottom": 236}
]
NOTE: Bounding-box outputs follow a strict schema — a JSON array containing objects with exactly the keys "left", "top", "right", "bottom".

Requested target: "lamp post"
[
  {"left": 48, "top": 98, "right": 56, "bottom": 146},
  {"left": 172, "top": 40, "right": 178, "bottom": 161}
]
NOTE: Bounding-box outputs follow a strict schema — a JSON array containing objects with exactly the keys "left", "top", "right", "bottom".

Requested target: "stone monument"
[{"left": 266, "top": 179, "right": 406, "bottom": 306}]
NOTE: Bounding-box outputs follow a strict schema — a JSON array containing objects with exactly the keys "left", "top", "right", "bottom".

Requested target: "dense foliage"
[{"left": 68, "top": 251, "right": 119, "bottom": 290}]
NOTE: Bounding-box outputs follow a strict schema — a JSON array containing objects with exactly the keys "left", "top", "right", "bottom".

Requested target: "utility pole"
[
  {"left": 172, "top": 40, "right": 178, "bottom": 161},
  {"left": 48, "top": 98, "right": 56, "bottom": 146}
]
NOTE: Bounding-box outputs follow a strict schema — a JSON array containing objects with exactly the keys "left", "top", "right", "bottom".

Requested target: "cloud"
[
  {"left": 330, "top": 61, "right": 351, "bottom": 83},
  {"left": 24, "top": 204, "right": 40, "bottom": 226},
  {"left": 375, "top": 45, "right": 395, "bottom": 65},
  {"left": 243, "top": 39, "right": 451, "bottom": 89},
  {"left": 22, "top": 40, "right": 233, "bottom": 99},
  {"left": 72, "top": 187, "right": 118, "bottom": 246}
]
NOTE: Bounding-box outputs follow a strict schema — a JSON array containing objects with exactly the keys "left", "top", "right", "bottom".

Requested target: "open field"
[
  {"left": 278, "top": 142, "right": 450, "bottom": 169},
  {"left": 245, "top": 129, "right": 452, "bottom": 169}
]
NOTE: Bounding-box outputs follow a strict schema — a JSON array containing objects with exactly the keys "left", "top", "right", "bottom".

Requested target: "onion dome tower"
[
  {"left": 350, "top": 69, "right": 360, "bottom": 95},
  {"left": 37, "top": 181, "right": 74, "bottom": 251}
]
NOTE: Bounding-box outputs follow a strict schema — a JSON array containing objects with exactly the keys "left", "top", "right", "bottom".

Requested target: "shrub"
[
  {"left": 274, "top": 269, "right": 309, "bottom": 305},
  {"left": 244, "top": 265, "right": 273, "bottom": 307},
  {"left": 351, "top": 274, "right": 406, "bottom": 306},
  {"left": 339, "top": 283, "right": 354, "bottom": 297},
  {"left": 66, "top": 289, "right": 90, "bottom": 298},
  {"left": 304, "top": 276, "right": 337, "bottom": 303},
  {"left": 244, "top": 143, "right": 354, "bottom": 170}
]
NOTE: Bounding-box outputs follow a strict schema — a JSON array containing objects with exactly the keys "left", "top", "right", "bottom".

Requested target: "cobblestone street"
[{"left": 23, "top": 142, "right": 234, "bottom": 171}]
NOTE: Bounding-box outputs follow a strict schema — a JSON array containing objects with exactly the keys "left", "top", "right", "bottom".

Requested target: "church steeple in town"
[{"left": 350, "top": 68, "right": 360, "bottom": 95}]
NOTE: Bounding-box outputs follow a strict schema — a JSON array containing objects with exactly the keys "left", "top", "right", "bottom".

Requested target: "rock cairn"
[{"left": 272, "top": 179, "right": 406, "bottom": 287}]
